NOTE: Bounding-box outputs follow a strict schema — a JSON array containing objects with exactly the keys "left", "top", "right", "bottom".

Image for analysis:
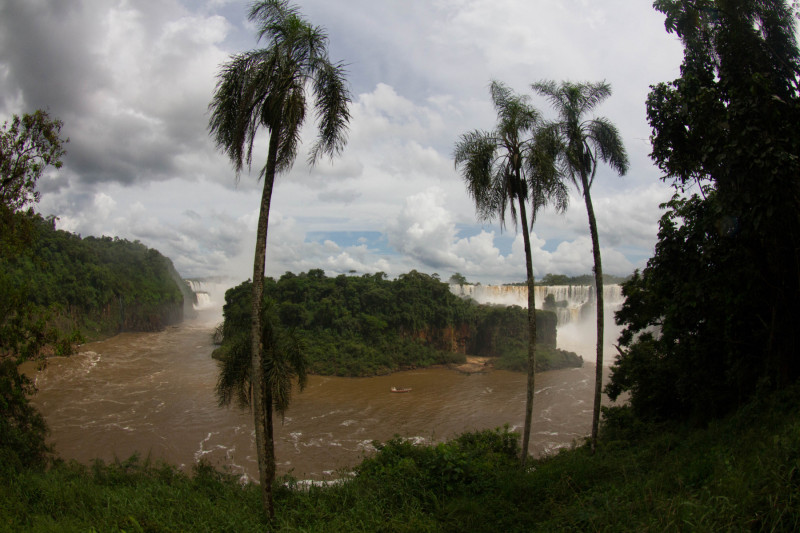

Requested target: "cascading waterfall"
[
  {"left": 185, "top": 280, "right": 212, "bottom": 310},
  {"left": 184, "top": 278, "right": 232, "bottom": 312},
  {"left": 450, "top": 283, "right": 626, "bottom": 364},
  {"left": 450, "top": 284, "right": 624, "bottom": 325}
]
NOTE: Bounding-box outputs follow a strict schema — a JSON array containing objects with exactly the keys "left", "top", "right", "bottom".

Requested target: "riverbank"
[{"left": 5, "top": 381, "right": 799, "bottom": 531}]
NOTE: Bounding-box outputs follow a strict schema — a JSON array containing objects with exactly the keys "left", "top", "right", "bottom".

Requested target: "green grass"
[{"left": 3, "top": 386, "right": 800, "bottom": 531}]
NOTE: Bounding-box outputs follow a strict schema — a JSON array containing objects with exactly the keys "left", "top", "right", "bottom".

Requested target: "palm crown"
[
  {"left": 532, "top": 80, "right": 628, "bottom": 190},
  {"left": 454, "top": 81, "right": 567, "bottom": 231},
  {"left": 208, "top": 0, "right": 350, "bottom": 180}
]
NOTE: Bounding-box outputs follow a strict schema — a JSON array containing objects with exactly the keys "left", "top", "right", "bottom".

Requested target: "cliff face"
[
  {"left": 118, "top": 300, "right": 184, "bottom": 332},
  {"left": 410, "top": 308, "right": 558, "bottom": 356},
  {"left": 84, "top": 293, "right": 185, "bottom": 336},
  {"left": 412, "top": 323, "right": 472, "bottom": 354}
]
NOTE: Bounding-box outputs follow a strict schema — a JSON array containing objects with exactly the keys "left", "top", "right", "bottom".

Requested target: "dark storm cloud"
[
  {"left": 0, "top": 2, "right": 104, "bottom": 114},
  {"left": 0, "top": 0, "right": 230, "bottom": 189}
]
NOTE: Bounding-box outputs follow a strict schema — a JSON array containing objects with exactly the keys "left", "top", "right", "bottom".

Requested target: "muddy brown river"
[{"left": 28, "top": 309, "right": 611, "bottom": 482}]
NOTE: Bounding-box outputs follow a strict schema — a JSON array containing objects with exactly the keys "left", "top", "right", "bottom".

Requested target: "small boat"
[{"left": 390, "top": 386, "right": 412, "bottom": 393}]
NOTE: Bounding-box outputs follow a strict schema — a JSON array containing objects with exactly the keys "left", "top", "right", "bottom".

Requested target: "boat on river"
[{"left": 390, "top": 387, "right": 412, "bottom": 393}]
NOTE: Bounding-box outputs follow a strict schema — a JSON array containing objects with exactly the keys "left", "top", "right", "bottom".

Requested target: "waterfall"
[
  {"left": 450, "top": 284, "right": 624, "bottom": 326},
  {"left": 450, "top": 283, "right": 626, "bottom": 365},
  {"left": 184, "top": 278, "right": 231, "bottom": 311}
]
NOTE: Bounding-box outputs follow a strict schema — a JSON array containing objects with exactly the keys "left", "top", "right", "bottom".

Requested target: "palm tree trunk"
[
  {"left": 581, "top": 172, "right": 604, "bottom": 454},
  {"left": 518, "top": 196, "right": 537, "bottom": 466},
  {"left": 251, "top": 129, "right": 280, "bottom": 520},
  {"left": 263, "top": 372, "right": 276, "bottom": 518}
]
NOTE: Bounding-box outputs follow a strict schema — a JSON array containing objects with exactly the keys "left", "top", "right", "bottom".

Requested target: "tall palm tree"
[
  {"left": 454, "top": 81, "right": 566, "bottom": 465},
  {"left": 208, "top": 0, "right": 350, "bottom": 519},
  {"left": 531, "top": 80, "right": 628, "bottom": 453}
]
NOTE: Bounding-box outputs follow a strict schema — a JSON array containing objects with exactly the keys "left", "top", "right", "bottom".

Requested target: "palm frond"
[
  {"left": 531, "top": 80, "right": 566, "bottom": 116},
  {"left": 309, "top": 59, "right": 352, "bottom": 164},
  {"left": 215, "top": 333, "right": 253, "bottom": 410},
  {"left": 270, "top": 82, "right": 306, "bottom": 176},
  {"left": 585, "top": 117, "right": 629, "bottom": 176},
  {"left": 249, "top": 0, "right": 302, "bottom": 45},
  {"left": 533, "top": 79, "right": 626, "bottom": 191},
  {"left": 208, "top": 52, "right": 263, "bottom": 175},
  {"left": 455, "top": 82, "right": 564, "bottom": 232},
  {"left": 526, "top": 125, "right": 569, "bottom": 224},
  {"left": 454, "top": 130, "right": 497, "bottom": 218},
  {"left": 574, "top": 81, "right": 612, "bottom": 117},
  {"left": 491, "top": 80, "right": 539, "bottom": 148},
  {"left": 267, "top": 326, "right": 307, "bottom": 418},
  {"left": 215, "top": 295, "right": 308, "bottom": 419}
]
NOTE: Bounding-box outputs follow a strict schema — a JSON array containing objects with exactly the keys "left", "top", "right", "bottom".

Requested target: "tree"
[
  {"left": 0, "top": 110, "right": 67, "bottom": 213},
  {"left": 207, "top": 0, "right": 350, "bottom": 519},
  {"left": 454, "top": 81, "right": 566, "bottom": 465},
  {"left": 532, "top": 80, "right": 628, "bottom": 453},
  {"left": 449, "top": 272, "right": 468, "bottom": 286},
  {"left": 608, "top": 0, "right": 800, "bottom": 422},
  {"left": 0, "top": 109, "right": 67, "bottom": 470}
]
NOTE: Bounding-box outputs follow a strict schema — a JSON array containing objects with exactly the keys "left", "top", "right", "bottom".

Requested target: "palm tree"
[
  {"left": 531, "top": 80, "right": 628, "bottom": 453},
  {"left": 207, "top": 0, "right": 350, "bottom": 519},
  {"left": 454, "top": 81, "right": 566, "bottom": 465}
]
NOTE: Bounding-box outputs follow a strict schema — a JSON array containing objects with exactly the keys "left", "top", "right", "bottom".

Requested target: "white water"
[
  {"left": 185, "top": 278, "right": 233, "bottom": 312},
  {"left": 450, "top": 283, "right": 625, "bottom": 366}
]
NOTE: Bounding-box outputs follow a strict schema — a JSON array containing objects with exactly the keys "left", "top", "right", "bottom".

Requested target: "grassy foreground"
[{"left": 3, "top": 385, "right": 800, "bottom": 532}]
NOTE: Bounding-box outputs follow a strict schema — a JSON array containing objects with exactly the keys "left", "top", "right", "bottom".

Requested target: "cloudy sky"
[{"left": 0, "top": 0, "right": 684, "bottom": 284}]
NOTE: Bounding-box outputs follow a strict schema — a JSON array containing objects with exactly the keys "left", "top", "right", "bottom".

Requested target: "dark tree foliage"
[
  {"left": 608, "top": 0, "right": 800, "bottom": 422},
  {"left": 214, "top": 270, "right": 569, "bottom": 377},
  {"left": 1, "top": 211, "right": 187, "bottom": 351},
  {"left": 1, "top": 110, "right": 67, "bottom": 471},
  {"left": 0, "top": 359, "right": 50, "bottom": 473},
  {"left": 0, "top": 110, "right": 67, "bottom": 212}
]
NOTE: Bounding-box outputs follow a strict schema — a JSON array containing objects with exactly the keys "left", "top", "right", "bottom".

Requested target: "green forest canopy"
[
  {"left": 213, "top": 270, "right": 581, "bottom": 377},
  {"left": 1, "top": 210, "right": 191, "bottom": 358}
]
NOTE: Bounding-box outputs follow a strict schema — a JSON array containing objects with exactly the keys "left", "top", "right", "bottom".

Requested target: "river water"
[{"left": 28, "top": 309, "right": 611, "bottom": 482}]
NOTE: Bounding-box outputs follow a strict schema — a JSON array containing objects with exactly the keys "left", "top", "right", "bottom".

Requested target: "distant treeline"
[
  {"left": 1, "top": 210, "right": 190, "bottom": 350},
  {"left": 214, "top": 269, "right": 582, "bottom": 377}
]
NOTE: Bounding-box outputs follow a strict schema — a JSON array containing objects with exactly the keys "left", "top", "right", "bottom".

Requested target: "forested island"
[{"left": 212, "top": 270, "right": 582, "bottom": 377}]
